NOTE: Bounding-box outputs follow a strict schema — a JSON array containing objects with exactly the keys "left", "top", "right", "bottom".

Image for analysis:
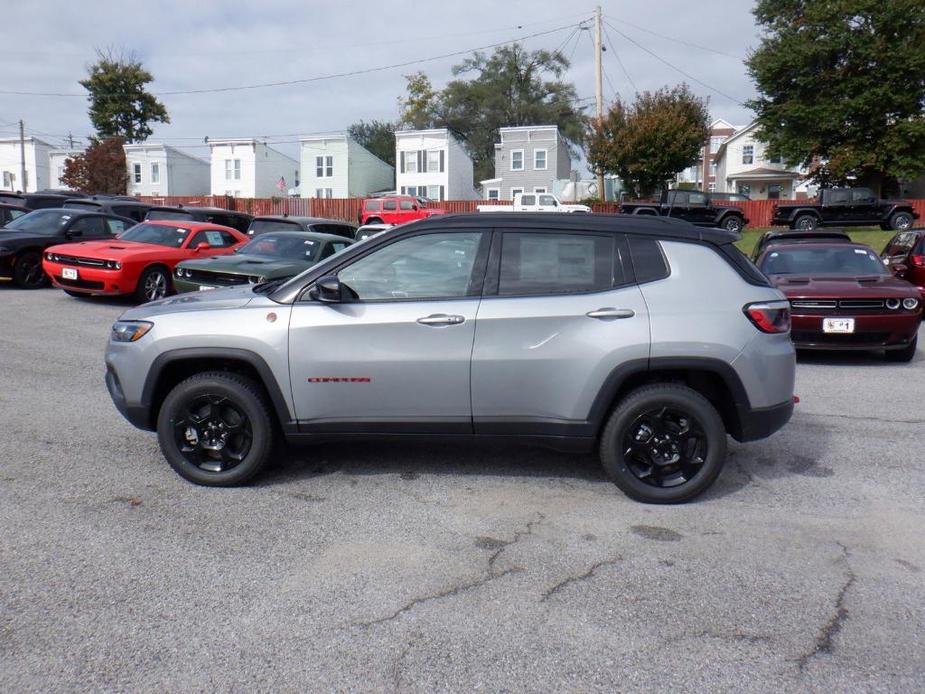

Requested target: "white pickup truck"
[{"left": 477, "top": 193, "right": 592, "bottom": 214}]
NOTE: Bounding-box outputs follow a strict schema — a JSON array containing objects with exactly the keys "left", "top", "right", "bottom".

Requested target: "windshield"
[
  {"left": 760, "top": 246, "right": 889, "bottom": 276},
  {"left": 239, "top": 233, "right": 320, "bottom": 260},
  {"left": 118, "top": 223, "right": 191, "bottom": 247},
  {"left": 146, "top": 209, "right": 194, "bottom": 221},
  {"left": 3, "top": 209, "right": 72, "bottom": 234},
  {"left": 248, "top": 219, "right": 301, "bottom": 235}
]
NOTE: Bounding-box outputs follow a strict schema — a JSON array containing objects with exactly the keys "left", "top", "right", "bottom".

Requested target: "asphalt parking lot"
[{"left": 2, "top": 288, "right": 924, "bottom": 693}]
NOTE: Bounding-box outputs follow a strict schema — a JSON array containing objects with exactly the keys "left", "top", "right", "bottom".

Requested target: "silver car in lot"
[{"left": 105, "top": 213, "right": 795, "bottom": 503}]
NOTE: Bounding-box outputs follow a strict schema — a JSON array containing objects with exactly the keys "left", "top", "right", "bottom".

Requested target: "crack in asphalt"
[
  {"left": 355, "top": 515, "right": 543, "bottom": 628},
  {"left": 796, "top": 542, "right": 856, "bottom": 672},
  {"left": 801, "top": 411, "right": 925, "bottom": 425},
  {"left": 540, "top": 557, "right": 622, "bottom": 602}
]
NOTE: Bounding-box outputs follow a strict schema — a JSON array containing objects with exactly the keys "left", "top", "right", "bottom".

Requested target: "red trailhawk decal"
[{"left": 307, "top": 377, "right": 371, "bottom": 383}]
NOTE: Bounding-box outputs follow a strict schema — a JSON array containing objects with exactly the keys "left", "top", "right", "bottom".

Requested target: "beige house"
[{"left": 713, "top": 121, "right": 808, "bottom": 200}]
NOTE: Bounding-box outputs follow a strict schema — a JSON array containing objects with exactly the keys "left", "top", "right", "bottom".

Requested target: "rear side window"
[
  {"left": 113, "top": 205, "right": 146, "bottom": 221},
  {"left": 628, "top": 237, "right": 670, "bottom": 284},
  {"left": 498, "top": 232, "right": 620, "bottom": 296},
  {"left": 364, "top": 200, "right": 380, "bottom": 211},
  {"left": 383, "top": 200, "right": 397, "bottom": 211}
]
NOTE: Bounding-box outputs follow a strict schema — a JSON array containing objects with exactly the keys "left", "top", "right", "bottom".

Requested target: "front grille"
[
  {"left": 838, "top": 299, "right": 884, "bottom": 309},
  {"left": 52, "top": 254, "right": 106, "bottom": 267},
  {"left": 791, "top": 300, "right": 837, "bottom": 309},
  {"left": 792, "top": 331, "right": 890, "bottom": 345},
  {"left": 790, "top": 298, "right": 887, "bottom": 311},
  {"left": 56, "top": 276, "right": 104, "bottom": 290},
  {"left": 184, "top": 269, "right": 250, "bottom": 286}
]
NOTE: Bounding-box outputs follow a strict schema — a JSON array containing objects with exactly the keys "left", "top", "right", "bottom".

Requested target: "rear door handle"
[
  {"left": 586, "top": 308, "right": 635, "bottom": 319},
  {"left": 417, "top": 313, "right": 465, "bottom": 326}
]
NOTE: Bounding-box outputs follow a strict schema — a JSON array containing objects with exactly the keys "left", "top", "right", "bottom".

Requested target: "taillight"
[
  {"left": 744, "top": 302, "right": 790, "bottom": 333},
  {"left": 910, "top": 255, "right": 925, "bottom": 268}
]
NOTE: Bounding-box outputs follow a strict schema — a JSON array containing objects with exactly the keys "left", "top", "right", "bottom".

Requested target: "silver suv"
[{"left": 105, "top": 214, "right": 795, "bottom": 503}]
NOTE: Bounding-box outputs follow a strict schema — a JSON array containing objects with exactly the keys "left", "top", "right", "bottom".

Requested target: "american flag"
[{"left": 276, "top": 177, "right": 286, "bottom": 192}]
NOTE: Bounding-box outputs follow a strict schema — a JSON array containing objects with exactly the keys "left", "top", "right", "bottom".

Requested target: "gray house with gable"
[{"left": 480, "top": 125, "right": 572, "bottom": 200}]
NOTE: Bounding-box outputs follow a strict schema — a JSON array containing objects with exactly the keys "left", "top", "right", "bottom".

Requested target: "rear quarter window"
[{"left": 627, "top": 237, "right": 670, "bottom": 284}]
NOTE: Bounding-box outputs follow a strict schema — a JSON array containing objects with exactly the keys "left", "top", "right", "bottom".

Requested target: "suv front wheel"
[
  {"left": 599, "top": 384, "right": 727, "bottom": 503},
  {"left": 156, "top": 371, "right": 274, "bottom": 486}
]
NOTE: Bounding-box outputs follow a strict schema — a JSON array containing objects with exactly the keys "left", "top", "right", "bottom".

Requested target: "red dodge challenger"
[
  {"left": 755, "top": 241, "right": 922, "bottom": 362},
  {"left": 43, "top": 220, "right": 248, "bottom": 303}
]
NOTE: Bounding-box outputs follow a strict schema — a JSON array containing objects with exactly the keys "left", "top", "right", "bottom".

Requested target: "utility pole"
[
  {"left": 594, "top": 6, "right": 605, "bottom": 202},
  {"left": 19, "top": 120, "right": 27, "bottom": 193},
  {"left": 68, "top": 131, "right": 74, "bottom": 149}
]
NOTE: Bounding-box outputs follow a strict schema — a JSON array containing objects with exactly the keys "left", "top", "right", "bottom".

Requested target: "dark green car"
[{"left": 173, "top": 231, "right": 353, "bottom": 292}]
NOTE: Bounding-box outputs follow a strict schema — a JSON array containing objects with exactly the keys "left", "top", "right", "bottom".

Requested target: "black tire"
[
  {"left": 156, "top": 371, "right": 275, "bottom": 486},
  {"left": 135, "top": 266, "right": 171, "bottom": 303},
  {"left": 793, "top": 214, "right": 817, "bottom": 231},
  {"left": 12, "top": 251, "right": 48, "bottom": 289},
  {"left": 721, "top": 215, "right": 744, "bottom": 233},
  {"left": 886, "top": 336, "right": 917, "bottom": 363},
  {"left": 366, "top": 217, "right": 383, "bottom": 225},
  {"left": 599, "top": 384, "right": 727, "bottom": 504},
  {"left": 889, "top": 211, "right": 913, "bottom": 231}
]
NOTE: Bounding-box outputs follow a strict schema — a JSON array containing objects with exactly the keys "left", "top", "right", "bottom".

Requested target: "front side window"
[
  {"left": 688, "top": 192, "right": 707, "bottom": 206},
  {"left": 338, "top": 232, "right": 483, "bottom": 301},
  {"left": 383, "top": 200, "right": 397, "bottom": 211},
  {"left": 511, "top": 150, "right": 524, "bottom": 171},
  {"left": 5, "top": 209, "right": 71, "bottom": 234},
  {"left": 742, "top": 145, "right": 754, "bottom": 165},
  {"left": 133, "top": 163, "right": 142, "bottom": 184},
  {"left": 400, "top": 200, "right": 414, "bottom": 211},
  {"left": 498, "top": 233, "right": 620, "bottom": 296},
  {"left": 538, "top": 194, "right": 557, "bottom": 207},
  {"left": 851, "top": 188, "right": 875, "bottom": 203},
  {"left": 151, "top": 162, "right": 160, "bottom": 184},
  {"left": 68, "top": 216, "right": 106, "bottom": 236},
  {"left": 106, "top": 218, "right": 130, "bottom": 234},
  {"left": 534, "top": 149, "right": 547, "bottom": 170}
]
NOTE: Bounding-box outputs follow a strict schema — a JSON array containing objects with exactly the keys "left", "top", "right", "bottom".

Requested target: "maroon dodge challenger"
[{"left": 755, "top": 242, "right": 922, "bottom": 362}]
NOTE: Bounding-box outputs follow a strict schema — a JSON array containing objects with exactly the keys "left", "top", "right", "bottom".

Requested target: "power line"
[
  {"left": 613, "top": 17, "right": 744, "bottom": 60},
  {"left": 0, "top": 22, "right": 589, "bottom": 99},
  {"left": 604, "top": 20, "right": 746, "bottom": 105},
  {"left": 602, "top": 24, "right": 637, "bottom": 96}
]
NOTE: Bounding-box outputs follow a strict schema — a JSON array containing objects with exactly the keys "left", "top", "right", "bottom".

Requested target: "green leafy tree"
[
  {"left": 80, "top": 50, "right": 170, "bottom": 143},
  {"left": 60, "top": 136, "right": 128, "bottom": 194},
  {"left": 347, "top": 119, "right": 397, "bottom": 168},
  {"left": 587, "top": 85, "right": 709, "bottom": 198},
  {"left": 398, "top": 45, "right": 586, "bottom": 183},
  {"left": 746, "top": 0, "right": 925, "bottom": 194}
]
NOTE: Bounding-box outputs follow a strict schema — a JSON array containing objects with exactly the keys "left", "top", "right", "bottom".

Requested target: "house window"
[
  {"left": 511, "top": 150, "right": 524, "bottom": 171},
  {"left": 427, "top": 150, "right": 442, "bottom": 172},
  {"left": 151, "top": 162, "right": 160, "bottom": 184},
  {"left": 425, "top": 185, "right": 444, "bottom": 201},
  {"left": 487, "top": 188, "right": 500, "bottom": 200},
  {"left": 534, "top": 149, "right": 547, "bottom": 170},
  {"left": 133, "top": 163, "right": 142, "bottom": 184},
  {"left": 742, "top": 145, "right": 754, "bottom": 165},
  {"left": 316, "top": 155, "right": 333, "bottom": 177},
  {"left": 708, "top": 182, "right": 716, "bottom": 193},
  {"left": 533, "top": 187, "right": 547, "bottom": 194},
  {"left": 710, "top": 161, "right": 717, "bottom": 176},
  {"left": 225, "top": 159, "right": 241, "bottom": 180},
  {"left": 737, "top": 184, "right": 751, "bottom": 196},
  {"left": 710, "top": 136, "right": 725, "bottom": 153},
  {"left": 2, "top": 171, "right": 14, "bottom": 188},
  {"left": 315, "top": 188, "right": 333, "bottom": 198},
  {"left": 403, "top": 151, "right": 418, "bottom": 173},
  {"left": 768, "top": 184, "right": 782, "bottom": 200},
  {"left": 510, "top": 187, "right": 524, "bottom": 200},
  {"left": 768, "top": 154, "right": 783, "bottom": 165}
]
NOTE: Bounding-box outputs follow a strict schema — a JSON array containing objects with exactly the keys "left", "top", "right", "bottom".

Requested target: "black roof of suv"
[
  {"left": 64, "top": 198, "right": 152, "bottom": 222},
  {"left": 144, "top": 206, "right": 253, "bottom": 234},
  {"left": 247, "top": 215, "right": 357, "bottom": 238}
]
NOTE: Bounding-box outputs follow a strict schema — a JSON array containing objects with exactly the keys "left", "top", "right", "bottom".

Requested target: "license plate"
[
  {"left": 62, "top": 267, "right": 78, "bottom": 280},
  {"left": 823, "top": 317, "right": 855, "bottom": 333},
  {"left": 198, "top": 285, "right": 216, "bottom": 291}
]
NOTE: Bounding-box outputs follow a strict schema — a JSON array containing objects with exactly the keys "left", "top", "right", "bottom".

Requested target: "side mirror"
[
  {"left": 412, "top": 204, "right": 419, "bottom": 211},
  {"left": 309, "top": 275, "right": 343, "bottom": 303},
  {"left": 195, "top": 242, "right": 211, "bottom": 251}
]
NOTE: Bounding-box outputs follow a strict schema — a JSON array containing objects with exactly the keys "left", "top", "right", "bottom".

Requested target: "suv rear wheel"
[
  {"left": 156, "top": 371, "right": 274, "bottom": 486},
  {"left": 793, "top": 214, "right": 817, "bottom": 231},
  {"left": 721, "top": 215, "right": 744, "bottom": 233},
  {"left": 366, "top": 217, "right": 383, "bottom": 225},
  {"left": 599, "top": 384, "right": 727, "bottom": 503},
  {"left": 889, "top": 211, "right": 913, "bottom": 231}
]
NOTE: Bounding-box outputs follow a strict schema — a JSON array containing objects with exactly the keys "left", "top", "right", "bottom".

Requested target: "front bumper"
[
  {"left": 44, "top": 260, "right": 129, "bottom": 295},
  {"left": 790, "top": 312, "right": 921, "bottom": 350},
  {"left": 105, "top": 362, "right": 152, "bottom": 429}
]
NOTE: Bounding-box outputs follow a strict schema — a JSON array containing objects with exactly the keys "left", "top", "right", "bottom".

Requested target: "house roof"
[
  {"left": 298, "top": 132, "right": 348, "bottom": 143},
  {"left": 729, "top": 167, "right": 802, "bottom": 180},
  {"left": 0, "top": 136, "right": 53, "bottom": 147}
]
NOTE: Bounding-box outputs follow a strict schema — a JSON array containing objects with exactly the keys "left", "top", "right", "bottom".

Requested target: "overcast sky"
[{"left": 0, "top": 0, "right": 763, "bottom": 166}]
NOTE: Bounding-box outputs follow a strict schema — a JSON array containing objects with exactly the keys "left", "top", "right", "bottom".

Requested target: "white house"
[
  {"left": 714, "top": 121, "right": 808, "bottom": 200},
  {"left": 299, "top": 133, "right": 393, "bottom": 198},
  {"left": 124, "top": 143, "right": 210, "bottom": 197},
  {"left": 208, "top": 138, "right": 300, "bottom": 198},
  {"left": 395, "top": 128, "right": 477, "bottom": 200},
  {"left": 0, "top": 136, "right": 52, "bottom": 192},
  {"left": 48, "top": 148, "right": 84, "bottom": 189}
]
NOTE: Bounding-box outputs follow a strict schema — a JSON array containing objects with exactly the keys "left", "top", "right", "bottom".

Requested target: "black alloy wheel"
[
  {"left": 722, "top": 216, "right": 744, "bottom": 233},
  {"left": 890, "top": 212, "right": 913, "bottom": 231},
  {"left": 12, "top": 251, "right": 47, "bottom": 289},
  {"left": 794, "top": 214, "right": 817, "bottom": 231},
  {"left": 157, "top": 371, "right": 274, "bottom": 486},
  {"left": 599, "top": 384, "right": 727, "bottom": 503}
]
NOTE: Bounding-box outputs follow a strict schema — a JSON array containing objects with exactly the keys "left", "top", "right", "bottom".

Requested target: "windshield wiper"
[{"left": 252, "top": 277, "right": 287, "bottom": 294}]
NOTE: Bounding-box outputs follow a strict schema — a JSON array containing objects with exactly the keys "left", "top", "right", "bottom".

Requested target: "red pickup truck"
[{"left": 359, "top": 195, "right": 446, "bottom": 226}]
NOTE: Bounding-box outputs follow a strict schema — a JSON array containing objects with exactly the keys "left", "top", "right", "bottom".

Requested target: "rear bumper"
[{"left": 734, "top": 398, "right": 794, "bottom": 443}]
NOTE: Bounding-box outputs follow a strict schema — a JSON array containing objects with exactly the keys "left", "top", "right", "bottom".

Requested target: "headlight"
[
  {"left": 903, "top": 298, "right": 919, "bottom": 310},
  {"left": 886, "top": 298, "right": 901, "bottom": 310},
  {"left": 110, "top": 320, "right": 153, "bottom": 342},
  {"left": 175, "top": 267, "right": 184, "bottom": 278},
  {"left": 104, "top": 260, "right": 121, "bottom": 270}
]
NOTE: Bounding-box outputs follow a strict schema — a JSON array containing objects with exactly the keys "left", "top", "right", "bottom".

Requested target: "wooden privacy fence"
[{"left": 138, "top": 195, "right": 925, "bottom": 229}]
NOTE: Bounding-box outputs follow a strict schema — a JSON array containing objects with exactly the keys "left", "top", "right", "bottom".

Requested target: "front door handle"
[
  {"left": 586, "top": 308, "right": 635, "bottom": 320},
  {"left": 417, "top": 313, "right": 465, "bottom": 326}
]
